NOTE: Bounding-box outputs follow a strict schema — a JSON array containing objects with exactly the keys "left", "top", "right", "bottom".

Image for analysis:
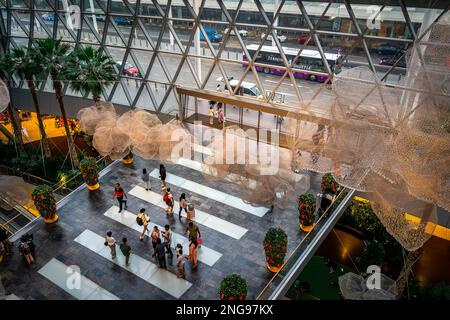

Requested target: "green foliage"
[
  {"left": 321, "top": 173, "right": 339, "bottom": 194},
  {"left": 263, "top": 227, "right": 288, "bottom": 267},
  {"left": 65, "top": 46, "right": 117, "bottom": 102},
  {"left": 33, "top": 37, "right": 71, "bottom": 79},
  {"left": 219, "top": 274, "right": 247, "bottom": 300},
  {"left": 356, "top": 240, "right": 386, "bottom": 272},
  {"left": 32, "top": 184, "right": 57, "bottom": 219},
  {"left": 79, "top": 157, "right": 99, "bottom": 186},
  {"left": 298, "top": 193, "right": 315, "bottom": 227}
]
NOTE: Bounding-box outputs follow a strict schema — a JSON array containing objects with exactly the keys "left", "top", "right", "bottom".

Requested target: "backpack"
[
  {"left": 163, "top": 193, "right": 173, "bottom": 206},
  {"left": 136, "top": 215, "right": 144, "bottom": 226}
]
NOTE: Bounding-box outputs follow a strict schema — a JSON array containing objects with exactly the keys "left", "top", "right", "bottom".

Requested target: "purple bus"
[{"left": 243, "top": 44, "right": 344, "bottom": 82}]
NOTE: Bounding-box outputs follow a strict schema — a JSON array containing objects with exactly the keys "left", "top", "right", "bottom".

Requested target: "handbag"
[{"left": 197, "top": 237, "right": 203, "bottom": 249}]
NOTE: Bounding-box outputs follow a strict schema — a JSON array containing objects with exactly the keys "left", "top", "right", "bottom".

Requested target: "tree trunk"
[
  {"left": 51, "top": 71, "right": 79, "bottom": 168},
  {"left": 27, "top": 80, "right": 51, "bottom": 158},
  {"left": 6, "top": 103, "right": 26, "bottom": 156},
  {"left": 93, "top": 94, "right": 100, "bottom": 106},
  {"left": 396, "top": 249, "right": 421, "bottom": 298}
]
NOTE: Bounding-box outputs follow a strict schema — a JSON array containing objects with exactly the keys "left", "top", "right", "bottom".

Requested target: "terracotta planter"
[
  {"left": 300, "top": 223, "right": 314, "bottom": 232},
  {"left": 122, "top": 157, "right": 134, "bottom": 164},
  {"left": 87, "top": 182, "right": 100, "bottom": 191},
  {"left": 44, "top": 214, "right": 59, "bottom": 224},
  {"left": 267, "top": 264, "right": 282, "bottom": 273},
  {"left": 220, "top": 292, "right": 246, "bottom": 300}
]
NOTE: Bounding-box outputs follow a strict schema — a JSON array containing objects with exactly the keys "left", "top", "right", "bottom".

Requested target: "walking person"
[
  {"left": 19, "top": 237, "right": 34, "bottom": 265},
  {"left": 163, "top": 188, "right": 174, "bottom": 215},
  {"left": 178, "top": 193, "right": 188, "bottom": 222},
  {"left": 188, "top": 238, "right": 198, "bottom": 269},
  {"left": 162, "top": 224, "right": 173, "bottom": 259},
  {"left": 120, "top": 237, "right": 132, "bottom": 267},
  {"left": 136, "top": 208, "right": 150, "bottom": 241},
  {"left": 209, "top": 105, "right": 214, "bottom": 125},
  {"left": 150, "top": 226, "right": 160, "bottom": 257},
  {"left": 186, "top": 221, "right": 201, "bottom": 242},
  {"left": 177, "top": 248, "right": 186, "bottom": 279},
  {"left": 113, "top": 183, "right": 128, "bottom": 213},
  {"left": 25, "top": 233, "right": 35, "bottom": 259},
  {"left": 142, "top": 168, "right": 151, "bottom": 191},
  {"left": 155, "top": 238, "right": 167, "bottom": 269},
  {"left": 105, "top": 231, "right": 117, "bottom": 259},
  {"left": 159, "top": 164, "right": 167, "bottom": 191}
]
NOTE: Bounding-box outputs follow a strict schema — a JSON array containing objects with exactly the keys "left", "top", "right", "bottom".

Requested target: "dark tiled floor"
[{"left": 0, "top": 156, "right": 322, "bottom": 300}]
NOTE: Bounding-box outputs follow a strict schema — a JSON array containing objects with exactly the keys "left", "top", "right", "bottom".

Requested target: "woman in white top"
[{"left": 105, "top": 231, "right": 116, "bottom": 259}]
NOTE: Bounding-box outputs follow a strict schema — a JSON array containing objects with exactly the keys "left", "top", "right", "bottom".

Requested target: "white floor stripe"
[
  {"left": 148, "top": 169, "right": 269, "bottom": 217},
  {"left": 129, "top": 186, "right": 248, "bottom": 239},
  {"left": 104, "top": 206, "right": 222, "bottom": 266},
  {"left": 38, "top": 258, "right": 120, "bottom": 300},
  {"left": 74, "top": 229, "right": 192, "bottom": 299}
]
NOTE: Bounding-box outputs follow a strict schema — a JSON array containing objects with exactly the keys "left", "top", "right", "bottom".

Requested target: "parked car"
[
  {"left": 224, "top": 28, "right": 248, "bottom": 37},
  {"left": 42, "top": 13, "right": 54, "bottom": 22},
  {"left": 379, "top": 55, "right": 407, "bottom": 68},
  {"left": 216, "top": 77, "right": 262, "bottom": 98},
  {"left": 374, "top": 44, "right": 406, "bottom": 55},
  {"left": 200, "top": 27, "right": 223, "bottom": 42},
  {"left": 114, "top": 17, "right": 132, "bottom": 26},
  {"left": 116, "top": 61, "right": 139, "bottom": 77},
  {"left": 261, "top": 32, "right": 287, "bottom": 43},
  {"left": 298, "top": 34, "right": 315, "bottom": 46}
]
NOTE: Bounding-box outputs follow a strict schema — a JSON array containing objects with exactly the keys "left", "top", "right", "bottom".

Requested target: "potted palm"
[
  {"left": 263, "top": 227, "right": 288, "bottom": 273},
  {"left": 80, "top": 157, "right": 100, "bottom": 190},
  {"left": 219, "top": 274, "right": 247, "bottom": 300},
  {"left": 32, "top": 185, "right": 58, "bottom": 223},
  {"left": 298, "top": 193, "right": 316, "bottom": 232}
]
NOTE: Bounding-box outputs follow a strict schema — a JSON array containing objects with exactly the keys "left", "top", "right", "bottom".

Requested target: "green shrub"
[
  {"left": 263, "top": 227, "right": 288, "bottom": 267},
  {"left": 219, "top": 274, "right": 247, "bottom": 300}
]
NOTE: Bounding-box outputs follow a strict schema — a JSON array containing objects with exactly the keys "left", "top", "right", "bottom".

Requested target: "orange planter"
[
  {"left": 300, "top": 223, "right": 315, "bottom": 232},
  {"left": 87, "top": 182, "right": 100, "bottom": 191},
  {"left": 44, "top": 214, "right": 59, "bottom": 224},
  {"left": 122, "top": 157, "right": 134, "bottom": 165},
  {"left": 267, "top": 264, "right": 282, "bottom": 273}
]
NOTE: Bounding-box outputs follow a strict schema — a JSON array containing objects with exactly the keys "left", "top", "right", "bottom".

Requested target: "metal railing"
[
  {"left": 256, "top": 188, "right": 355, "bottom": 300},
  {"left": 0, "top": 191, "right": 35, "bottom": 237}
]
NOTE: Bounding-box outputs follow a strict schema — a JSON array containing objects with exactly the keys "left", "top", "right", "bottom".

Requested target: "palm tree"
[
  {"left": 0, "top": 57, "right": 26, "bottom": 155},
  {"left": 6, "top": 48, "right": 52, "bottom": 158},
  {"left": 34, "top": 37, "right": 79, "bottom": 167},
  {"left": 66, "top": 46, "right": 117, "bottom": 105}
]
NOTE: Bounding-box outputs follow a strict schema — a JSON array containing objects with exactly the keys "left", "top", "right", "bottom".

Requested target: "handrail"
[
  {"left": 0, "top": 163, "right": 55, "bottom": 186},
  {"left": 256, "top": 188, "right": 355, "bottom": 300}
]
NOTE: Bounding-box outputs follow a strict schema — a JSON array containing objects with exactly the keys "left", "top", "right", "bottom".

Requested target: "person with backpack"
[
  {"left": 159, "top": 164, "right": 167, "bottom": 191},
  {"left": 163, "top": 188, "right": 174, "bottom": 215},
  {"left": 142, "top": 168, "right": 151, "bottom": 191},
  {"left": 178, "top": 193, "right": 187, "bottom": 222},
  {"left": 161, "top": 224, "right": 173, "bottom": 259},
  {"left": 155, "top": 238, "right": 167, "bottom": 269},
  {"left": 119, "top": 237, "right": 132, "bottom": 267},
  {"left": 185, "top": 221, "right": 201, "bottom": 242},
  {"left": 113, "top": 183, "right": 128, "bottom": 213},
  {"left": 136, "top": 208, "right": 150, "bottom": 241},
  {"left": 24, "top": 233, "right": 35, "bottom": 259},
  {"left": 19, "top": 237, "right": 34, "bottom": 265},
  {"left": 150, "top": 226, "right": 160, "bottom": 257},
  {"left": 105, "top": 231, "right": 117, "bottom": 259}
]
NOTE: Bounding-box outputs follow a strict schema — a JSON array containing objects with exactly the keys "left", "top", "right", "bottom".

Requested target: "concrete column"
[{"left": 194, "top": 0, "right": 202, "bottom": 81}]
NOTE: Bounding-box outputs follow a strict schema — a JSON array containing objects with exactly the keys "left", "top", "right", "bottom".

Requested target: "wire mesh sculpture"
[{"left": 0, "top": 80, "right": 10, "bottom": 113}]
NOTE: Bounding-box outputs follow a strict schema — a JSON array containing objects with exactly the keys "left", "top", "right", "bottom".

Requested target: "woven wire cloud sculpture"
[
  {"left": 286, "top": 20, "right": 450, "bottom": 251},
  {"left": 0, "top": 79, "right": 10, "bottom": 113}
]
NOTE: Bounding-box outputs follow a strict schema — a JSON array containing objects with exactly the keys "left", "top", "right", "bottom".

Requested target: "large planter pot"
[
  {"left": 80, "top": 157, "right": 100, "bottom": 191},
  {"left": 122, "top": 157, "right": 134, "bottom": 164},
  {"left": 32, "top": 185, "right": 58, "bottom": 224},
  {"left": 299, "top": 223, "right": 315, "bottom": 232},
  {"left": 87, "top": 182, "right": 100, "bottom": 191},
  {"left": 267, "top": 264, "right": 283, "bottom": 273},
  {"left": 44, "top": 214, "right": 59, "bottom": 224}
]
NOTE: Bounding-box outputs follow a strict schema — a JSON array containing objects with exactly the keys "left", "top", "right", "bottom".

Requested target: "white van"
[{"left": 216, "top": 77, "right": 262, "bottom": 98}]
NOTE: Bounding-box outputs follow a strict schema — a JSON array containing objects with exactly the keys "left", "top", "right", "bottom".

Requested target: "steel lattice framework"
[{"left": 0, "top": 0, "right": 449, "bottom": 116}]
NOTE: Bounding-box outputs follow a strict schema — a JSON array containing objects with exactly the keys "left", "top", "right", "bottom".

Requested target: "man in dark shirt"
[
  {"left": 155, "top": 238, "right": 167, "bottom": 269},
  {"left": 119, "top": 237, "right": 132, "bottom": 267}
]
